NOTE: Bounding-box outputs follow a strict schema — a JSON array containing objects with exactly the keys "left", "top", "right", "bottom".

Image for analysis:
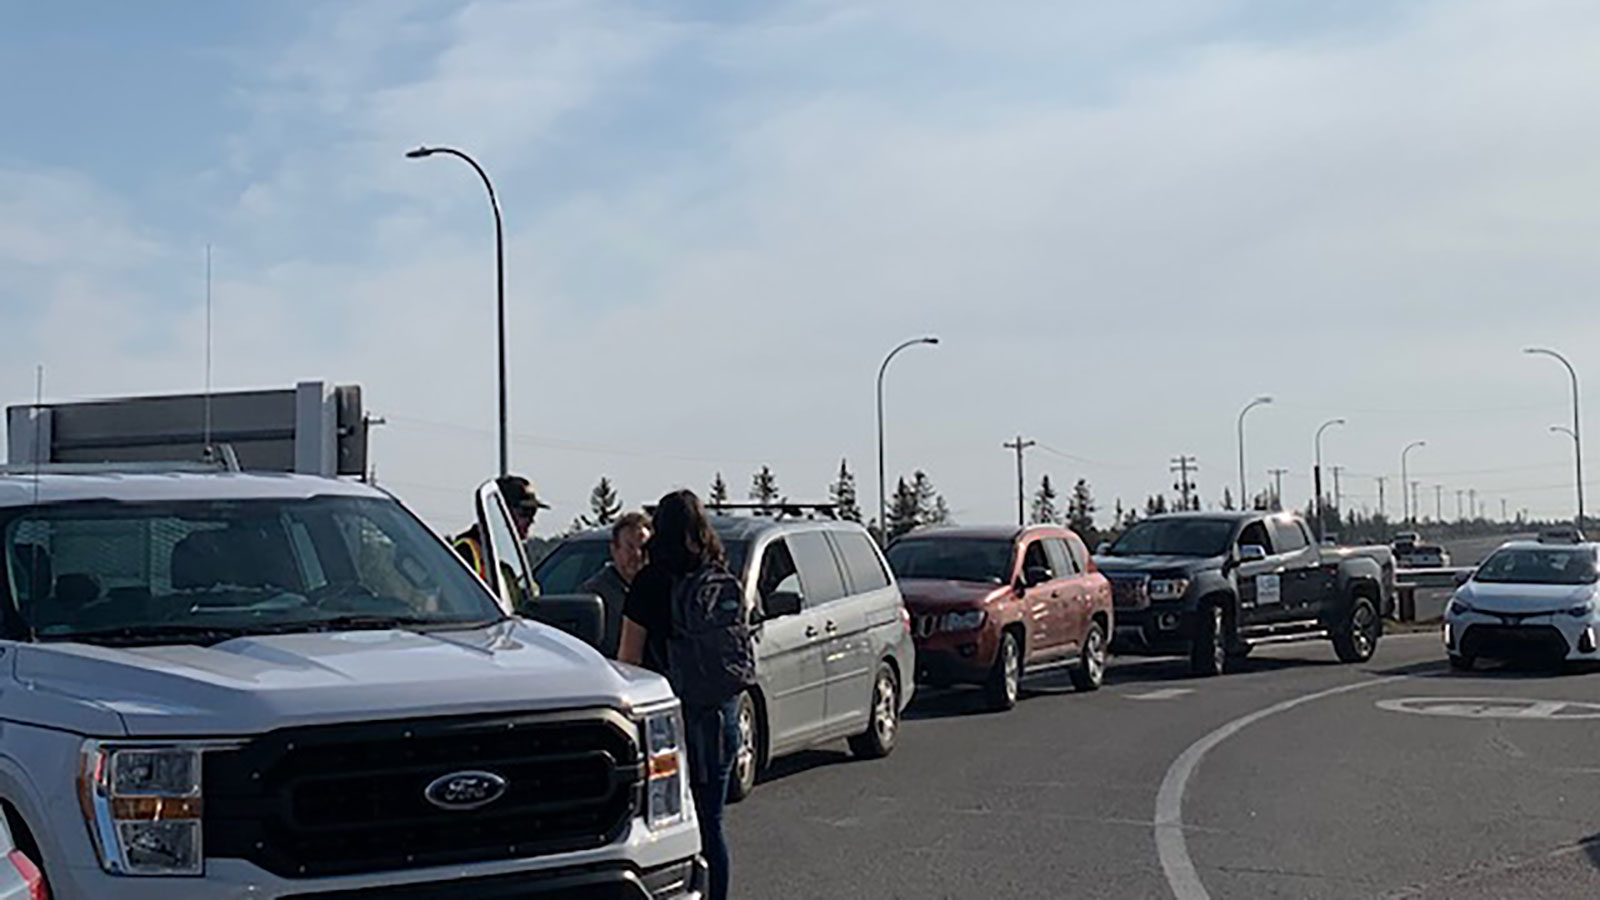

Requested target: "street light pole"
[
  {"left": 406, "top": 145, "right": 509, "bottom": 477},
  {"left": 1400, "top": 440, "right": 1426, "bottom": 526},
  {"left": 877, "top": 336, "right": 939, "bottom": 541},
  {"left": 1526, "top": 348, "right": 1584, "bottom": 529},
  {"left": 1313, "top": 417, "right": 1346, "bottom": 541},
  {"left": 1237, "top": 396, "right": 1273, "bottom": 511}
]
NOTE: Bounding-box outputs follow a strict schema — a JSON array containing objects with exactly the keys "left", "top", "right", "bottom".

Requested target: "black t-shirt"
[{"left": 623, "top": 561, "right": 675, "bottom": 674}]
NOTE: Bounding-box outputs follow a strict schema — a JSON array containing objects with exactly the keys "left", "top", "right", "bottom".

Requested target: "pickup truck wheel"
[
  {"left": 1070, "top": 621, "right": 1107, "bottom": 692},
  {"left": 1188, "top": 603, "right": 1227, "bottom": 677},
  {"left": 726, "top": 691, "right": 759, "bottom": 803},
  {"left": 847, "top": 663, "right": 899, "bottom": 759},
  {"left": 1333, "top": 596, "right": 1380, "bottom": 663},
  {"left": 984, "top": 631, "right": 1022, "bottom": 711}
]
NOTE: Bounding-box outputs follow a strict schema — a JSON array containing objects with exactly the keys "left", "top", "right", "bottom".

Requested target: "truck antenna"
[{"left": 203, "top": 244, "right": 214, "bottom": 459}]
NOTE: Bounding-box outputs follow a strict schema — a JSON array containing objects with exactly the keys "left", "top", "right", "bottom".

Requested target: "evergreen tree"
[
  {"left": 584, "top": 476, "right": 621, "bottom": 527},
  {"left": 829, "top": 459, "right": 862, "bottom": 522},
  {"left": 885, "top": 477, "right": 921, "bottom": 540},
  {"left": 749, "top": 466, "right": 781, "bottom": 511},
  {"left": 911, "top": 471, "right": 948, "bottom": 525},
  {"left": 1114, "top": 498, "right": 1126, "bottom": 526},
  {"left": 1031, "top": 474, "right": 1060, "bottom": 525},
  {"left": 1145, "top": 495, "right": 1168, "bottom": 516},
  {"left": 1221, "top": 487, "right": 1235, "bottom": 511},
  {"left": 1067, "top": 478, "right": 1097, "bottom": 539},
  {"left": 930, "top": 494, "right": 952, "bottom": 526},
  {"left": 709, "top": 472, "right": 729, "bottom": 507}
]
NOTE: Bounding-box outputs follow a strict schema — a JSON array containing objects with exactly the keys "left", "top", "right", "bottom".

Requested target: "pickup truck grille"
[
  {"left": 203, "top": 709, "right": 641, "bottom": 879},
  {"left": 1108, "top": 575, "right": 1150, "bottom": 610}
]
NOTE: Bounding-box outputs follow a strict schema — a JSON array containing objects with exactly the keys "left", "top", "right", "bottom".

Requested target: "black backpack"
[{"left": 666, "top": 564, "right": 757, "bottom": 708}]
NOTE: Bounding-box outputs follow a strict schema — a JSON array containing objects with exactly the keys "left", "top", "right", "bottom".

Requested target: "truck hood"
[
  {"left": 899, "top": 578, "right": 1009, "bottom": 612},
  {"left": 6, "top": 619, "right": 675, "bottom": 738},
  {"left": 1093, "top": 555, "right": 1222, "bottom": 578},
  {"left": 1455, "top": 582, "right": 1597, "bottom": 615}
]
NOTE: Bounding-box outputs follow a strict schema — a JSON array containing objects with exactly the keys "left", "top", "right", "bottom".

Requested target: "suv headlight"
[
  {"left": 78, "top": 743, "right": 204, "bottom": 876},
  {"left": 942, "top": 610, "right": 986, "bottom": 632},
  {"left": 639, "top": 704, "right": 691, "bottom": 830},
  {"left": 1149, "top": 578, "right": 1190, "bottom": 601}
]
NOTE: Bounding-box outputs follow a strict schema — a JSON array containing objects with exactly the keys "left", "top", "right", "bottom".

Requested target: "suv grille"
[
  {"left": 1108, "top": 576, "right": 1150, "bottom": 610},
  {"left": 204, "top": 709, "right": 641, "bottom": 879}
]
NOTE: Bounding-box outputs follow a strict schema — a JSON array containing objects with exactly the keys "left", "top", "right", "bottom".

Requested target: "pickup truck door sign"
[{"left": 1256, "top": 573, "right": 1282, "bottom": 605}]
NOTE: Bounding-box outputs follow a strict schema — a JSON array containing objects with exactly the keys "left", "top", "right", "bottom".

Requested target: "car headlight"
[
  {"left": 1149, "top": 578, "right": 1190, "bottom": 601},
  {"left": 1564, "top": 600, "right": 1596, "bottom": 618},
  {"left": 942, "top": 610, "right": 986, "bottom": 632},
  {"left": 78, "top": 743, "right": 204, "bottom": 876},
  {"left": 1448, "top": 598, "right": 1475, "bottom": 617},
  {"left": 640, "top": 704, "right": 691, "bottom": 830}
]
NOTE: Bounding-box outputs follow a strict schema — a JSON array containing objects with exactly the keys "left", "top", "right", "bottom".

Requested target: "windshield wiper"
[
  {"left": 43, "top": 623, "right": 261, "bottom": 646},
  {"left": 300, "top": 613, "right": 503, "bottom": 632}
]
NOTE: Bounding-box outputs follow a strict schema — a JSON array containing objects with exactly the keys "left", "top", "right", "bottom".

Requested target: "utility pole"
[
  {"left": 1330, "top": 465, "right": 1345, "bottom": 515},
  {"left": 1376, "top": 476, "right": 1387, "bottom": 520},
  {"left": 1170, "top": 455, "right": 1199, "bottom": 511},
  {"left": 1501, "top": 497, "right": 1508, "bottom": 522},
  {"left": 1434, "top": 484, "right": 1443, "bottom": 522},
  {"left": 1456, "top": 489, "right": 1464, "bottom": 522},
  {"left": 1411, "top": 482, "right": 1421, "bottom": 525},
  {"left": 1003, "top": 435, "right": 1037, "bottom": 527},
  {"left": 1468, "top": 488, "right": 1478, "bottom": 521},
  {"left": 1268, "top": 468, "right": 1288, "bottom": 511}
]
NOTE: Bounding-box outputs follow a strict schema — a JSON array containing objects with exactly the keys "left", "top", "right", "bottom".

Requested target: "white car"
[{"left": 1443, "top": 537, "right": 1600, "bottom": 670}]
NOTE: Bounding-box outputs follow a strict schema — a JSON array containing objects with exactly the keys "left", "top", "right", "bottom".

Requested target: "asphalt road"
[{"left": 727, "top": 633, "right": 1600, "bottom": 899}]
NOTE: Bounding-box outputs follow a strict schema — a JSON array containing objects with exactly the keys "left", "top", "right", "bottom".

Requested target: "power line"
[{"left": 1170, "top": 455, "right": 1198, "bottom": 511}]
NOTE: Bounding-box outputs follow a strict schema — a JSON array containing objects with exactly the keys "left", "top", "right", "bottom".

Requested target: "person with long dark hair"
[{"left": 620, "top": 489, "right": 749, "bottom": 900}]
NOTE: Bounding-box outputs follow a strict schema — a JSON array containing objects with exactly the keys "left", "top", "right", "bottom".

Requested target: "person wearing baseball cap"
[{"left": 453, "top": 474, "right": 549, "bottom": 584}]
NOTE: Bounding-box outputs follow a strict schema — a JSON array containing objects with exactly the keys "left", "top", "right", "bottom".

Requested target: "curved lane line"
[{"left": 1155, "top": 676, "right": 1407, "bottom": 900}]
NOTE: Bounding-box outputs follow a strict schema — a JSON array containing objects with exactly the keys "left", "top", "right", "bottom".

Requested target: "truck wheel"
[
  {"left": 1333, "top": 596, "right": 1380, "bottom": 663},
  {"left": 726, "top": 690, "right": 759, "bottom": 803},
  {"left": 1070, "top": 621, "right": 1107, "bottom": 692},
  {"left": 1188, "top": 603, "right": 1227, "bottom": 677},
  {"left": 847, "top": 663, "right": 899, "bottom": 759},
  {"left": 984, "top": 631, "right": 1022, "bottom": 711}
]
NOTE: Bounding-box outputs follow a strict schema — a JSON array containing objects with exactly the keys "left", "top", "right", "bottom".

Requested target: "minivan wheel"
[
  {"left": 847, "top": 664, "right": 900, "bottom": 759},
  {"left": 1189, "top": 603, "right": 1227, "bottom": 677},
  {"left": 1070, "top": 621, "right": 1107, "bottom": 692},
  {"left": 726, "top": 690, "right": 759, "bottom": 803},
  {"left": 1333, "top": 597, "right": 1380, "bottom": 663},
  {"left": 985, "top": 631, "right": 1022, "bottom": 711}
]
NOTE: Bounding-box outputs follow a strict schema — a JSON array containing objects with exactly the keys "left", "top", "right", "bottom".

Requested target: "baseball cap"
[{"left": 497, "top": 475, "right": 551, "bottom": 513}]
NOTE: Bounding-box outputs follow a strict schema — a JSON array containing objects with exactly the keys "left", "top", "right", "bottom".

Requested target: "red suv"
[{"left": 886, "top": 525, "right": 1113, "bottom": 710}]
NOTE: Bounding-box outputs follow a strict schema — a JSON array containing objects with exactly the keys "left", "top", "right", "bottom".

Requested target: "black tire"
[
  {"left": 1070, "top": 621, "right": 1108, "bottom": 692},
  {"left": 1188, "top": 602, "right": 1227, "bottom": 677},
  {"left": 847, "top": 663, "right": 900, "bottom": 759},
  {"left": 1333, "top": 596, "right": 1380, "bottom": 663},
  {"left": 1448, "top": 653, "right": 1475, "bottom": 672},
  {"left": 984, "top": 630, "right": 1023, "bottom": 711},
  {"left": 726, "top": 690, "right": 760, "bottom": 803}
]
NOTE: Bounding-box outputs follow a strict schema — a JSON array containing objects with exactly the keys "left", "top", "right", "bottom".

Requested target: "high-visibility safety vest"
[{"left": 453, "top": 533, "right": 487, "bottom": 580}]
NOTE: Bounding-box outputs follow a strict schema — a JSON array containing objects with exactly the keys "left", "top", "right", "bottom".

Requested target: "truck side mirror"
[
  {"left": 519, "top": 593, "right": 606, "bottom": 651},
  {"left": 766, "top": 590, "right": 803, "bottom": 618},
  {"left": 1238, "top": 544, "right": 1268, "bottom": 563}
]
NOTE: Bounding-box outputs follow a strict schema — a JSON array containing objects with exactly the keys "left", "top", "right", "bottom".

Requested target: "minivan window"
[
  {"left": 2, "top": 497, "right": 504, "bottom": 645},
  {"left": 789, "top": 530, "right": 847, "bottom": 605},
  {"left": 832, "top": 531, "right": 890, "bottom": 592}
]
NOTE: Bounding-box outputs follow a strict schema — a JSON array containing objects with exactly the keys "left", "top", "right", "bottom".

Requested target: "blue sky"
[{"left": 5, "top": 1, "right": 1600, "bottom": 530}]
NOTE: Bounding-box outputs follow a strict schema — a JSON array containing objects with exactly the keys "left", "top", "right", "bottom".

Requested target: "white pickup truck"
[{"left": 0, "top": 467, "right": 703, "bottom": 899}]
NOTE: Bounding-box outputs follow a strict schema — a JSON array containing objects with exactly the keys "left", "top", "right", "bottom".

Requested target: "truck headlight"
[
  {"left": 942, "top": 610, "right": 986, "bottom": 632},
  {"left": 78, "top": 743, "right": 204, "bottom": 876},
  {"left": 1149, "top": 578, "right": 1190, "bottom": 601},
  {"left": 640, "top": 704, "right": 690, "bottom": 830}
]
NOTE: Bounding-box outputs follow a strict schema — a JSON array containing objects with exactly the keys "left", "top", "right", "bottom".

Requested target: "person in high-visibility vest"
[{"left": 454, "top": 475, "right": 549, "bottom": 583}]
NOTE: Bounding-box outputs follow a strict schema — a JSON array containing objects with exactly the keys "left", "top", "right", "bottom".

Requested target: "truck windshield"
[
  {"left": 1474, "top": 547, "right": 1599, "bottom": 585},
  {"left": 886, "top": 539, "right": 1013, "bottom": 585},
  {"left": 2, "top": 496, "right": 505, "bottom": 645},
  {"left": 1108, "top": 519, "right": 1235, "bottom": 557}
]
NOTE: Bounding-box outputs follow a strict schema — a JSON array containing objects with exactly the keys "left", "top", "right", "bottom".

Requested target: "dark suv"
[{"left": 887, "top": 525, "right": 1113, "bottom": 711}]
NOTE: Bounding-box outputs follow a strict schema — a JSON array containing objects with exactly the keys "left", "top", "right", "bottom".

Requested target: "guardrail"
[{"left": 1393, "top": 567, "right": 1474, "bottom": 622}]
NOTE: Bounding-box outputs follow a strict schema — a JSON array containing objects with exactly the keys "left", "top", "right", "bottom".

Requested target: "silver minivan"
[{"left": 533, "top": 513, "right": 916, "bottom": 801}]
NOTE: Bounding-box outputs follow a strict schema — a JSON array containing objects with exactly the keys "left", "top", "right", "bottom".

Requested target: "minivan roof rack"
[{"left": 706, "top": 502, "right": 840, "bottom": 521}]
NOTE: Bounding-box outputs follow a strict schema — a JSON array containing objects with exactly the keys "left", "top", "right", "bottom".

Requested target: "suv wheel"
[
  {"left": 726, "top": 690, "right": 759, "bottom": 803},
  {"left": 1189, "top": 603, "right": 1227, "bottom": 677},
  {"left": 1333, "top": 596, "right": 1380, "bottom": 663},
  {"left": 847, "top": 663, "right": 900, "bottom": 759},
  {"left": 985, "top": 631, "right": 1022, "bottom": 711},
  {"left": 1070, "top": 621, "right": 1107, "bottom": 692}
]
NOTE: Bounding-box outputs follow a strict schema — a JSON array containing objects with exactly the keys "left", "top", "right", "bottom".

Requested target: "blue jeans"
[{"left": 685, "top": 697, "right": 739, "bottom": 900}]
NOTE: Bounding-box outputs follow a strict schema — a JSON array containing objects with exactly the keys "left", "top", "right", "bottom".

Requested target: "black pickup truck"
[{"left": 1094, "top": 511, "right": 1395, "bottom": 676}]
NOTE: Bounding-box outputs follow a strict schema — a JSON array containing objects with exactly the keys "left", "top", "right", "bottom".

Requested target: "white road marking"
[
  {"left": 1155, "top": 676, "right": 1405, "bottom": 900},
  {"left": 1128, "top": 688, "right": 1196, "bottom": 700},
  {"left": 1376, "top": 697, "right": 1600, "bottom": 720}
]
